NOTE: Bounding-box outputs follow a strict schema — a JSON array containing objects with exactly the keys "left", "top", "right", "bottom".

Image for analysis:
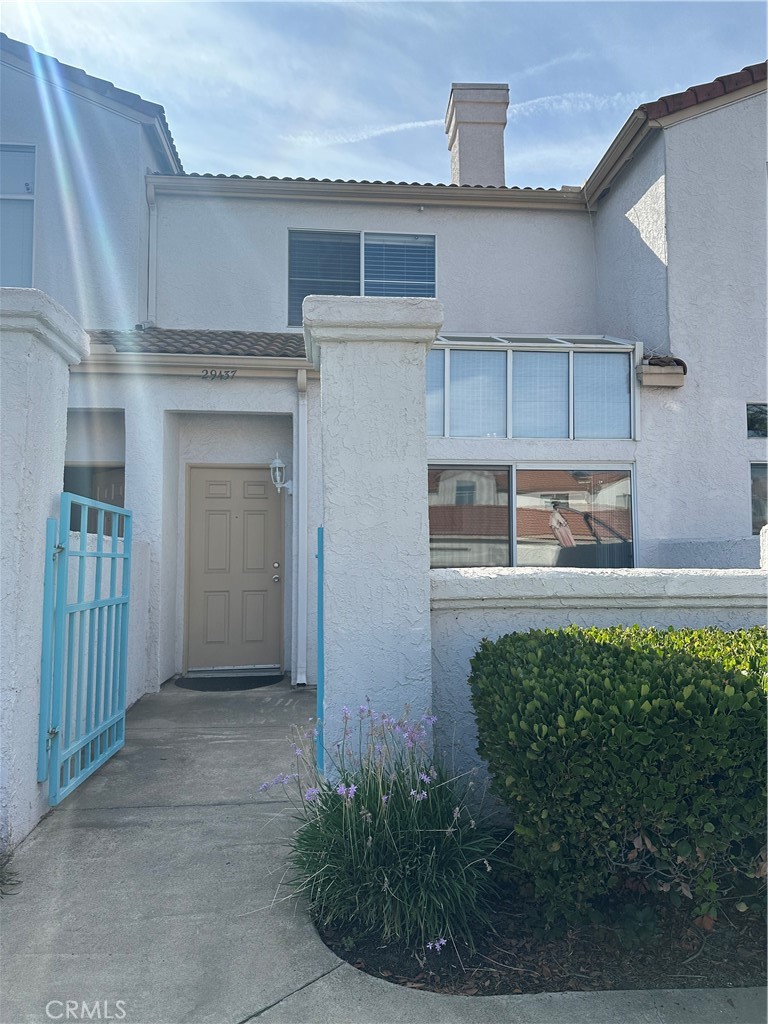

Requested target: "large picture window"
[
  {"left": 1, "top": 144, "right": 35, "bottom": 287},
  {"left": 428, "top": 465, "right": 634, "bottom": 568},
  {"left": 288, "top": 230, "right": 435, "bottom": 326},
  {"left": 427, "top": 336, "right": 635, "bottom": 439}
]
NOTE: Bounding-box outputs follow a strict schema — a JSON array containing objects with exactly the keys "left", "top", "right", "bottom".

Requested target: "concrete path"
[{"left": 2, "top": 681, "right": 764, "bottom": 1024}]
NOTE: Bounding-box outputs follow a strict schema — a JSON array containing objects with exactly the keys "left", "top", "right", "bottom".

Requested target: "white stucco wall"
[
  {"left": 305, "top": 296, "right": 443, "bottom": 735},
  {"left": 638, "top": 92, "right": 767, "bottom": 567},
  {"left": 593, "top": 131, "right": 668, "bottom": 354},
  {"left": 0, "top": 59, "right": 162, "bottom": 329},
  {"left": 67, "top": 370, "right": 320, "bottom": 691},
  {"left": 431, "top": 566, "right": 768, "bottom": 775},
  {"left": 0, "top": 289, "right": 89, "bottom": 849},
  {"left": 154, "top": 194, "right": 596, "bottom": 335}
]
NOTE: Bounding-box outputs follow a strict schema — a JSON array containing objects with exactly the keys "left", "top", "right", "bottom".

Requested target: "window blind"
[
  {"left": 512, "top": 351, "right": 569, "bottom": 437},
  {"left": 364, "top": 233, "right": 435, "bottom": 297},
  {"left": 288, "top": 231, "right": 360, "bottom": 325},
  {"left": 426, "top": 348, "right": 445, "bottom": 436},
  {"left": 573, "top": 352, "right": 631, "bottom": 438},
  {"left": 449, "top": 350, "right": 506, "bottom": 437}
]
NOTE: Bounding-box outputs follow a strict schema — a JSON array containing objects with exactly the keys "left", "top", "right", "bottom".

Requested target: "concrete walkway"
[{"left": 2, "top": 681, "right": 764, "bottom": 1024}]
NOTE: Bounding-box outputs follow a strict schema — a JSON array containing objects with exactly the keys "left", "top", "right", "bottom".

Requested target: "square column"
[
  {"left": 304, "top": 296, "right": 443, "bottom": 736},
  {"left": 1, "top": 289, "right": 89, "bottom": 847}
]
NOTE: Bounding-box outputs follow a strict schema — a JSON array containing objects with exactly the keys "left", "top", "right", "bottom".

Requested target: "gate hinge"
[
  {"left": 46, "top": 727, "right": 59, "bottom": 750},
  {"left": 53, "top": 544, "right": 65, "bottom": 557}
]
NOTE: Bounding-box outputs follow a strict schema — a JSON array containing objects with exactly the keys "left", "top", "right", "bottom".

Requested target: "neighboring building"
[{"left": 1, "top": 34, "right": 766, "bottom": 697}]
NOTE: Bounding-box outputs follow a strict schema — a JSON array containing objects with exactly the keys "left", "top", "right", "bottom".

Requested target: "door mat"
[{"left": 174, "top": 674, "right": 284, "bottom": 692}]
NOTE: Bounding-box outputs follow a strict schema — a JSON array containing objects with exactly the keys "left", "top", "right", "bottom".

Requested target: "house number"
[{"left": 201, "top": 369, "right": 238, "bottom": 380}]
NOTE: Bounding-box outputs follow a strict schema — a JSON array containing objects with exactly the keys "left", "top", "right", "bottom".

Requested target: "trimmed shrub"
[
  {"left": 469, "top": 626, "right": 767, "bottom": 923},
  {"left": 260, "top": 705, "right": 508, "bottom": 950}
]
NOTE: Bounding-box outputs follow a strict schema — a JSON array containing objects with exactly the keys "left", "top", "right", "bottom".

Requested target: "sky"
[{"left": 2, "top": 1, "right": 765, "bottom": 188}]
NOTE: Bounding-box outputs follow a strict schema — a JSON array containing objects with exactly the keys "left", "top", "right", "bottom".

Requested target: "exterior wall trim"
[
  {"left": 148, "top": 174, "right": 588, "bottom": 210},
  {"left": 73, "top": 352, "right": 315, "bottom": 378},
  {"left": 430, "top": 567, "right": 767, "bottom": 613}
]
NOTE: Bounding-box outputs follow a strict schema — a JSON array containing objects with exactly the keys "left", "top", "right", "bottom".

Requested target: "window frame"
[
  {"left": 0, "top": 143, "right": 36, "bottom": 288},
  {"left": 286, "top": 228, "right": 436, "bottom": 327},
  {"left": 428, "top": 461, "right": 638, "bottom": 568},
  {"left": 430, "top": 335, "right": 639, "bottom": 440}
]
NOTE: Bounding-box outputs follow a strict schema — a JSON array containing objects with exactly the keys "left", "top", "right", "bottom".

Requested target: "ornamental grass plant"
[{"left": 260, "top": 704, "right": 508, "bottom": 951}]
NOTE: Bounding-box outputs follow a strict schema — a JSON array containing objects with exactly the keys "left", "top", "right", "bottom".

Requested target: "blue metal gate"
[{"left": 38, "top": 493, "right": 132, "bottom": 805}]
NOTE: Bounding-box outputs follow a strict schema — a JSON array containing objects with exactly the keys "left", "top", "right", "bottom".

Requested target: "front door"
[{"left": 186, "top": 466, "right": 283, "bottom": 671}]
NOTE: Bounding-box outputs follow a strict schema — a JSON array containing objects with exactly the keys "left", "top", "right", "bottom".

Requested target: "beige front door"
[{"left": 186, "top": 466, "right": 283, "bottom": 671}]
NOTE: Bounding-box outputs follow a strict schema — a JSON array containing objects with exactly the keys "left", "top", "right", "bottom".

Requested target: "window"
[
  {"left": 1, "top": 145, "right": 35, "bottom": 287},
  {"left": 747, "top": 404, "right": 767, "bottom": 438},
  {"left": 751, "top": 463, "right": 767, "bottom": 535},
  {"left": 288, "top": 230, "right": 435, "bottom": 326},
  {"left": 63, "top": 465, "right": 125, "bottom": 533},
  {"left": 428, "top": 465, "right": 634, "bottom": 568},
  {"left": 427, "top": 336, "right": 634, "bottom": 439}
]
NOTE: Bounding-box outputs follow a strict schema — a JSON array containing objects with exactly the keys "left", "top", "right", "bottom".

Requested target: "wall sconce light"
[{"left": 270, "top": 452, "right": 293, "bottom": 495}]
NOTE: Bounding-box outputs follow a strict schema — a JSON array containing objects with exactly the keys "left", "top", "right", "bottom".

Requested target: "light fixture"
[{"left": 270, "top": 452, "right": 293, "bottom": 495}]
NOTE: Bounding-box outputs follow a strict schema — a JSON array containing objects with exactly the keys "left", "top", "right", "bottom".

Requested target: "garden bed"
[{"left": 319, "top": 897, "right": 766, "bottom": 996}]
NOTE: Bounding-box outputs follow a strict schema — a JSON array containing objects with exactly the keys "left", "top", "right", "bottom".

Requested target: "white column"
[
  {"left": 0, "top": 289, "right": 89, "bottom": 848},
  {"left": 303, "top": 296, "right": 443, "bottom": 735}
]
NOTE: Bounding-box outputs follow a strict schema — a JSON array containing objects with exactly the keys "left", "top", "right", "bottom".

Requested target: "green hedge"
[{"left": 469, "top": 626, "right": 767, "bottom": 922}]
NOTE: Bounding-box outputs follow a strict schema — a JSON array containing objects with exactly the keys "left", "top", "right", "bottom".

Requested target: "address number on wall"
[{"left": 201, "top": 368, "right": 238, "bottom": 380}]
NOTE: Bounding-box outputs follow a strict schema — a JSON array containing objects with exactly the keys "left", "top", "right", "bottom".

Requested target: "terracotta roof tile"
[
  {"left": 641, "top": 61, "right": 766, "bottom": 120},
  {"left": 88, "top": 328, "right": 306, "bottom": 359}
]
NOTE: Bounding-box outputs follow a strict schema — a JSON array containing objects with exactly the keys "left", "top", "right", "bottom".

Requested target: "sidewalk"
[{"left": 1, "top": 681, "right": 764, "bottom": 1024}]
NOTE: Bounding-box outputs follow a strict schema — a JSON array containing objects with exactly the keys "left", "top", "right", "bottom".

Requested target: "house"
[{"left": 1, "top": 34, "right": 766, "bottom": 845}]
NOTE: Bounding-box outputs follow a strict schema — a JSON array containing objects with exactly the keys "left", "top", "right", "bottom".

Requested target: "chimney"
[{"left": 445, "top": 83, "right": 509, "bottom": 187}]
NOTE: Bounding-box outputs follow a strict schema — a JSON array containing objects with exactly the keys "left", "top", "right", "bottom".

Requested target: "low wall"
[{"left": 430, "top": 567, "right": 767, "bottom": 776}]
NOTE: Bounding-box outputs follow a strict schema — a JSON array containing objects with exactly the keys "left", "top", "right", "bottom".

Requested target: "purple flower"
[
  {"left": 418, "top": 772, "right": 431, "bottom": 785},
  {"left": 381, "top": 794, "right": 390, "bottom": 805},
  {"left": 427, "top": 937, "right": 447, "bottom": 953},
  {"left": 336, "top": 782, "right": 357, "bottom": 801},
  {"left": 259, "top": 771, "right": 298, "bottom": 792},
  {"left": 341, "top": 706, "right": 351, "bottom": 722},
  {"left": 410, "top": 789, "right": 428, "bottom": 802},
  {"left": 421, "top": 713, "right": 438, "bottom": 726},
  {"left": 336, "top": 783, "right": 348, "bottom": 797},
  {"left": 304, "top": 787, "right": 320, "bottom": 802}
]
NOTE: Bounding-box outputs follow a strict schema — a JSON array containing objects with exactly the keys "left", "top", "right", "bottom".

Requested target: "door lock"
[{"left": 272, "top": 575, "right": 281, "bottom": 583}]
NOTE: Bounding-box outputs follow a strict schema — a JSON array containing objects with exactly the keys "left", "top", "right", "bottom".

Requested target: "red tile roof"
[
  {"left": 428, "top": 505, "right": 632, "bottom": 543},
  {"left": 641, "top": 61, "right": 766, "bottom": 119},
  {"left": 88, "top": 328, "right": 306, "bottom": 359}
]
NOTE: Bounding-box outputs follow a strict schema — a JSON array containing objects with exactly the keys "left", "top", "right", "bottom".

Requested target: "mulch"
[{"left": 319, "top": 896, "right": 766, "bottom": 996}]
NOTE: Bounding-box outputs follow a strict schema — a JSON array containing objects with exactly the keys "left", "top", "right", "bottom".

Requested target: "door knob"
[{"left": 272, "top": 575, "right": 280, "bottom": 583}]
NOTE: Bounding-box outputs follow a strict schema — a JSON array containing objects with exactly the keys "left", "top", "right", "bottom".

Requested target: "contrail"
[{"left": 283, "top": 91, "right": 645, "bottom": 148}]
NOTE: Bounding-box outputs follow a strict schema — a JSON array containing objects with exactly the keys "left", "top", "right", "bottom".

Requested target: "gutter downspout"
[
  {"left": 294, "top": 367, "right": 309, "bottom": 686},
  {"left": 145, "top": 180, "right": 158, "bottom": 324}
]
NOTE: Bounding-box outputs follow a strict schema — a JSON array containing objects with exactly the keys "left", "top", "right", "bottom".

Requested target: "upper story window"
[
  {"left": 427, "top": 335, "right": 635, "bottom": 440},
  {"left": 288, "top": 230, "right": 435, "bottom": 326},
  {"left": 0, "top": 145, "right": 35, "bottom": 287}
]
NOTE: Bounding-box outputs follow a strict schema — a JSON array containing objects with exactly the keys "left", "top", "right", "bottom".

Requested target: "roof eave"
[
  {"left": 148, "top": 174, "right": 588, "bottom": 210},
  {"left": 74, "top": 351, "right": 314, "bottom": 377}
]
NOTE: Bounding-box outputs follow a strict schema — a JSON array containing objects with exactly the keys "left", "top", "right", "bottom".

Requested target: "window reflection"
[
  {"left": 428, "top": 468, "right": 509, "bottom": 567},
  {"left": 516, "top": 469, "right": 633, "bottom": 568}
]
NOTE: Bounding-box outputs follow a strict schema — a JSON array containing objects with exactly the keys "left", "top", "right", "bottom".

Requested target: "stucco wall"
[
  {"left": 593, "top": 131, "right": 668, "bottom": 354},
  {"left": 0, "top": 60, "right": 155, "bottom": 329},
  {"left": 0, "top": 289, "right": 89, "bottom": 849},
  {"left": 431, "top": 566, "right": 768, "bottom": 775},
  {"left": 154, "top": 195, "right": 596, "bottom": 335},
  {"left": 638, "top": 92, "right": 767, "bottom": 567},
  {"left": 67, "top": 371, "right": 320, "bottom": 691}
]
